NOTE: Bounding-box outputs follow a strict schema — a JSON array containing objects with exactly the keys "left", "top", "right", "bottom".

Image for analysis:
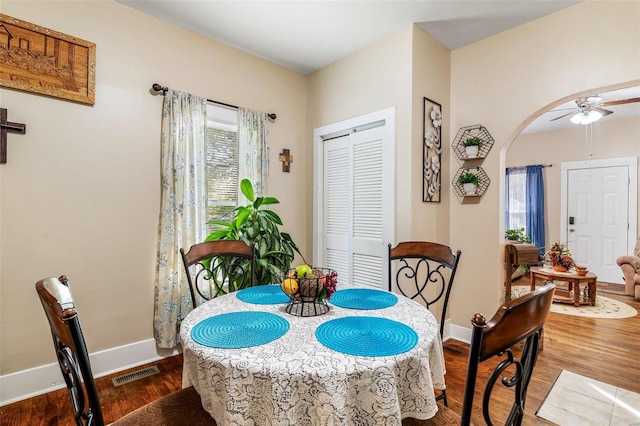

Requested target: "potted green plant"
[
  {"left": 463, "top": 136, "right": 483, "bottom": 158},
  {"left": 505, "top": 228, "right": 532, "bottom": 243},
  {"left": 206, "top": 179, "right": 304, "bottom": 285},
  {"left": 458, "top": 172, "right": 480, "bottom": 195}
]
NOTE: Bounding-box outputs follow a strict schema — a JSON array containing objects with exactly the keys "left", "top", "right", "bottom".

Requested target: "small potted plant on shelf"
[
  {"left": 458, "top": 171, "right": 480, "bottom": 195},
  {"left": 544, "top": 241, "right": 575, "bottom": 272},
  {"left": 463, "top": 136, "right": 483, "bottom": 158}
]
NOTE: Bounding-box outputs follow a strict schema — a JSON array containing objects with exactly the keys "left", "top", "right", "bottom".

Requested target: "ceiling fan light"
[
  {"left": 588, "top": 110, "right": 603, "bottom": 122},
  {"left": 570, "top": 112, "right": 584, "bottom": 124}
]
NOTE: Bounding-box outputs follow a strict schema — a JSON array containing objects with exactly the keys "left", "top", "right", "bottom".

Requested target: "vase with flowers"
[{"left": 545, "top": 241, "right": 575, "bottom": 272}]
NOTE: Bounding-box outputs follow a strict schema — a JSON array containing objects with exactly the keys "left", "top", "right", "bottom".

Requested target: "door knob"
[{"left": 569, "top": 228, "right": 575, "bottom": 232}]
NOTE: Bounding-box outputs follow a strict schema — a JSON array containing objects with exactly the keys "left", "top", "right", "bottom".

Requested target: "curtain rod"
[
  {"left": 151, "top": 83, "right": 276, "bottom": 121},
  {"left": 508, "top": 164, "right": 553, "bottom": 169}
]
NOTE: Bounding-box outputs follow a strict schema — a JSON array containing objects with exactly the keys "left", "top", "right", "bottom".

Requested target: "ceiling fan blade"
[
  {"left": 603, "top": 97, "right": 640, "bottom": 107},
  {"left": 550, "top": 111, "right": 575, "bottom": 121},
  {"left": 593, "top": 107, "right": 613, "bottom": 116}
]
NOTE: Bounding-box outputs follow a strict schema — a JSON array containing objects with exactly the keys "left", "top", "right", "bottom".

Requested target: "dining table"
[{"left": 179, "top": 284, "right": 447, "bottom": 425}]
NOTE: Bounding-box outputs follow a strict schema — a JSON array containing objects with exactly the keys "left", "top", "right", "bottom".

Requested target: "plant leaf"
[
  {"left": 205, "top": 230, "right": 229, "bottom": 241},
  {"left": 253, "top": 196, "right": 263, "bottom": 210},
  {"left": 260, "top": 197, "right": 280, "bottom": 205},
  {"left": 261, "top": 209, "right": 283, "bottom": 225},
  {"left": 240, "top": 179, "right": 254, "bottom": 202}
]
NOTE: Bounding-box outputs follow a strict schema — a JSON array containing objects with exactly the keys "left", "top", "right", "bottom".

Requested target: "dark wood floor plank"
[{"left": 1, "top": 291, "right": 638, "bottom": 425}]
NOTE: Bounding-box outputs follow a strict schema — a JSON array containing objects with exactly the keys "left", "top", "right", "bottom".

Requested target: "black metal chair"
[
  {"left": 403, "top": 284, "right": 556, "bottom": 426},
  {"left": 388, "top": 241, "right": 461, "bottom": 406},
  {"left": 388, "top": 241, "right": 462, "bottom": 338},
  {"left": 180, "top": 240, "right": 255, "bottom": 308},
  {"left": 35, "top": 275, "right": 217, "bottom": 426}
]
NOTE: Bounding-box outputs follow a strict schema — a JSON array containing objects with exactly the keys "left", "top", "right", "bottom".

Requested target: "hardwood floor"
[{"left": 1, "top": 292, "right": 638, "bottom": 425}]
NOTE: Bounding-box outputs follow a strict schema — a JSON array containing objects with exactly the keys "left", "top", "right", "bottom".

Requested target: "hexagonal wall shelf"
[
  {"left": 452, "top": 166, "right": 490, "bottom": 197},
  {"left": 452, "top": 125, "right": 494, "bottom": 161}
]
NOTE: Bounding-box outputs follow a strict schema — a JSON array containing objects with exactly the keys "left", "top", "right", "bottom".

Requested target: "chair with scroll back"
[
  {"left": 36, "top": 275, "right": 217, "bottom": 426},
  {"left": 402, "top": 283, "right": 556, "bottom": 426},
  {"left": 388, "top": 241, "right": 462, "bottom": 406},
  {"left": 180, "top": 239, "right": 255, "bottom": 308}
]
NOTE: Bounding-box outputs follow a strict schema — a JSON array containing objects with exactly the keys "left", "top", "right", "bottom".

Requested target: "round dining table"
[{"left": 180, "top": 285, "right": 446, "bottom": 425}]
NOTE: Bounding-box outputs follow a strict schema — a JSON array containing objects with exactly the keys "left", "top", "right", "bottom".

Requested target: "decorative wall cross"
[
  {"left": 279, "top": 148, "right": 293, "bottom": 173},
  {"left": 1, "top": 108, "right": 26, "bottom": 164}
]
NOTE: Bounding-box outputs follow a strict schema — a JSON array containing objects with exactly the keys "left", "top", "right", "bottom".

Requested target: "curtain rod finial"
[{"left": 152, "top": 83, "right": 167, "bottom": 95}]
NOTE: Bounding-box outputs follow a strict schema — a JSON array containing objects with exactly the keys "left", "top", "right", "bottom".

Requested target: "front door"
[{"left": 565, "top": 161, "right": 631, "bottom": 284}]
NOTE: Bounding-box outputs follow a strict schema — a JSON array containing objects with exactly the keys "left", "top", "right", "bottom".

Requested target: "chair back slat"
[{"left": 181, "top": 240, "right": 255, "bottom": 308}]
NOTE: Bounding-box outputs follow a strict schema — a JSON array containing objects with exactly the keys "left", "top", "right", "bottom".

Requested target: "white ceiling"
[
  {"left": 523, "top": 85, "right": 640, "bottom": 134},
  {"left": 116, "top": 0, "right": 639, "bottom": 133},
  {"left": 116, "top": 0, "right": 580, "bottom": 75}
]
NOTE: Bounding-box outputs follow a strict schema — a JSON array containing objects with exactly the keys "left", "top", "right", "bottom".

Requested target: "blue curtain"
[{"left": 526, "top": 165, "right": 545, "bottom": 254}]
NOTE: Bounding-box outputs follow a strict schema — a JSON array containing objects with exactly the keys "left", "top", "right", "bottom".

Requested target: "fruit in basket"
[
  {"left": 281, "top": 278, "right": 299, "bottom": 295},
  {"left": 295, "top": 264, "right": 313, "bottom": 279}
]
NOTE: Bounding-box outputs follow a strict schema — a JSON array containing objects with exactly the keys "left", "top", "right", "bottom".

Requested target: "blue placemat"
[
  {"left": 236, "top": 285, "right": 289, "bottom": 305},
  {"left": 329, "top": 288, "right": 398, "bottom": 310},
  {"left": 191, "top": 311, "right": 289, "bottom": 348},
  {"left": 315, "top": 316, "right": 418, "bottom": 357}
]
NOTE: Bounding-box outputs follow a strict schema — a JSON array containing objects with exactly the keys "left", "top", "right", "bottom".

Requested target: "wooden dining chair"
[
  {"left": 35, "top": 275, "right": 217, "bottom": 426},
  {"left": 388, "top": 241, "right": 461, "bottom": 406},
  {"left": 180, "top": 239, "right": 255, "bottom": 308},
  {"left": 403, "top": 283, "right": 556, "bottom": 426}
]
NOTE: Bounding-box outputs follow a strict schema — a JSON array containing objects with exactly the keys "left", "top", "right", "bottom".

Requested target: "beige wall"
[
  {"left": 508, "top": 117, "right": 640, "bottom": 245},
  {"left": 306, "top": 25, "right": 413, "bottom": 242},
  {"left": 307, "top": 25, "right": 451, "bottom": 244},
  {"left": 449, "top": 1, "right": 640, "bottom": 328},
  {"left": 411, "top": 27, "right": 452, "bottom": 243},
  {"left": 0, "top": 1, "right": 307, "bottom": 374}
]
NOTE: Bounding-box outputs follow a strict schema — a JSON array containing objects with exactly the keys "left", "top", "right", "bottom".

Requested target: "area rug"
[
  {"left": 536, "top": 370, "right": 640, "bottom": 425},
  {"left": 510, "top": 286, "right": 637, "bottom": 319}
]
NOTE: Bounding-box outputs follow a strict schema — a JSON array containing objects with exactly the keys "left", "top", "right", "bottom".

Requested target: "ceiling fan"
[{"left": 550, "top": 96, "right": 640, "bottom": 124}]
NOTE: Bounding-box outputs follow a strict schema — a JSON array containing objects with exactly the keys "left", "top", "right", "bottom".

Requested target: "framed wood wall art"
[
  {"left": 0, "top": 14, "right": 95, "bottom": 105},
  {"left": 423, "top": 97, "right": 442, "bottom": 202}
]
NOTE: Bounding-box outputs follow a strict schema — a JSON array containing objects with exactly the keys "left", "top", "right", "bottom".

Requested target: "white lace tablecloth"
[{"left": 180, "top": 287, "right": 446, "bottom": 425}]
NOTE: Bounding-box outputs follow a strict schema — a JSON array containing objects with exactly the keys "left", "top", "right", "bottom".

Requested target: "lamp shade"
[{"left": 570, "top": 109, "right": 603, "bottom": 125}]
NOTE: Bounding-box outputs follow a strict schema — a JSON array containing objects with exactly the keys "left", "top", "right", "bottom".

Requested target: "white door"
[
  {"left": 565, "top": 163, "right": 631, "bottom": 284},
  {"left": 313, "top": 108, "right": 395, "bottom": 289}
]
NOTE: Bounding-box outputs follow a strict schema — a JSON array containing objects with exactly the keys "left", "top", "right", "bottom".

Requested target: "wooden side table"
[{"left": 529, "top": 266, "right": 597, "bottom": 307}]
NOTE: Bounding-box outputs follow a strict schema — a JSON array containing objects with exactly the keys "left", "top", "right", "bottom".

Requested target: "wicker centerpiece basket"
[{"left": 281, "top": 267, "right": 337, "bottom": 317}]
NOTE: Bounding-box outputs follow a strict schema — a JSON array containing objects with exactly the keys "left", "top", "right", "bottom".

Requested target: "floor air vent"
[{"left": 111, "top": 366, "right": 160, "bottom": 387}]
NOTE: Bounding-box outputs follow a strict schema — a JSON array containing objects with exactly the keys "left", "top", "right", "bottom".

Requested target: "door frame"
[
  {"left": 560, "top": 156, "right": 638, "bottom": 256},
  {"left": 312, "top": 107, "right": 396, "bottom": 268}
]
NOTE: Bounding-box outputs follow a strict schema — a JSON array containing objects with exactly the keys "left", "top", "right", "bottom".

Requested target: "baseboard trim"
[
  {"left": 2, "top": 323, "right": 473, "bottom": 406},
  {"left": 0, "top": 338, "right": 180, "bottom": 406},
  {"left": 449, "top": 322, "right": 472, "bottom": 344}
]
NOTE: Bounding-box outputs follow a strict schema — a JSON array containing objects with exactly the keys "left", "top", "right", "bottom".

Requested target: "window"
[
  {"left": 505, "top": 167, "right": 527, "bottom": 232},
  {"left": 505, "top": 165, "right": 545, "bottom": 253},
  {"left": 206, "top": 104, "right": 239, "bottom": 233}
]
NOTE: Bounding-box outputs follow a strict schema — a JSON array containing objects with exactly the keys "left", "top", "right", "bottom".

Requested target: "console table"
[{"left": 529, "top": 266, "right": 597, "bottom": 307}]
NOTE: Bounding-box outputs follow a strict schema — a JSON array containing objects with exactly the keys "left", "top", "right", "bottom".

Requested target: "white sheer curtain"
[
  {"left": 153, "top": 89, "right": 207, "bottom": 348},
  {"left": 505, "top": 167, "right": 527, "bottom": 231},
  {"left": 238, "top": 107, "right": 270, "bottom": 196}
]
